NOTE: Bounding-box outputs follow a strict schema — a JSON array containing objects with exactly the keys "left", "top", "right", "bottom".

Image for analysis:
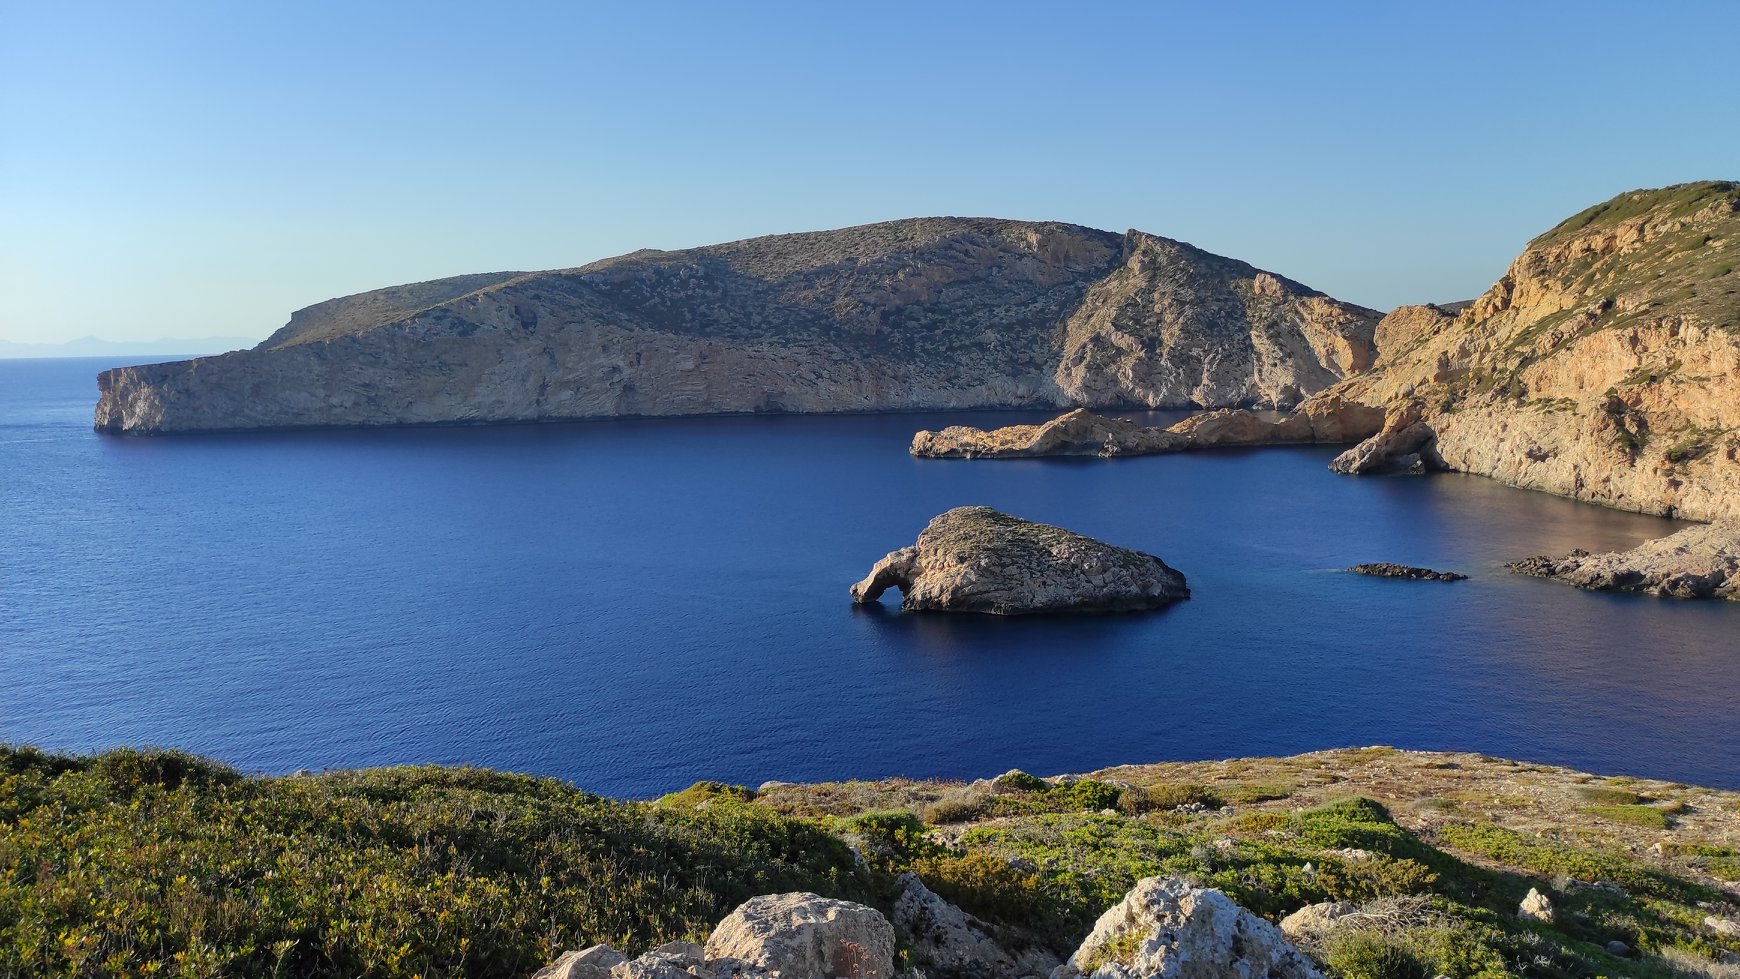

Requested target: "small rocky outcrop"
[
  {"left": 1348, "top": 563, "right": 1467, "bottom": 582},
  {"left": 1508, "top": 520, "right": 1740, "bottom": 599},
  {"left": 1056, "top": 877, "right": 1324, "bottom": 979},
  {"left": 1518, "top": 888, "right": 1556, "bottom": 924},
  {"left": 891, "top": 873, "right": 1059, "bottom": 979},
  {"left": 850, "top": 507, "right": 1188, "bottom": 614},
  {"left": 705, "top": 892, "right": 895, "bottom": 979}
]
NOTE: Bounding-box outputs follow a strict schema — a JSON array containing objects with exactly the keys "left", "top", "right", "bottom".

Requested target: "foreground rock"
[
  {"left": 538, "top": 892, "right": 894, "bottom": 979},
  {"left": 1508, "top": 520, "right": 1740, "bottom": 599},
  {"left": 850, "top": 506, "right": 1188, "bottom": 614},
  {"left": 94, "top": 219, "right": 1378, "bottom": 434},
  {"left": 891, "top": 873, "right": 1059, "bottom": 979},
  {"left": 1348, "top": 563, "right": 1467, "bottom": 582},
  {"left": 1057, "top": 877, "right": 1324, "bottom": 979},
  {"left": 706, "top": 893, "right": 895, "bottom": 978},
  {"left": 911, "top": 394, "right": 1389, "bottom": 460},
  {"left": 1302, "top": 181, "right": 1740, "bottom": 520}
]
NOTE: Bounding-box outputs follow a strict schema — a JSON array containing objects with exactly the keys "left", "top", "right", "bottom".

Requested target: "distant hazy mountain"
[{"left": 0, "top": 335, "right": 258, "bottom": 359}]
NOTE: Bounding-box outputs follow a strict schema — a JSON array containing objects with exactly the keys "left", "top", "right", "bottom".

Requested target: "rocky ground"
[
  {"left": 748, "top": 747, "right": 1740, "bottom": 978},
  {"left": 850, "top": 506, "right": 1188, "bottom": 614}
]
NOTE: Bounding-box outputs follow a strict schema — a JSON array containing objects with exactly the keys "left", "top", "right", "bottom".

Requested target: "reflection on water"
[{"left": 3, "top": 358, "right": 1737, "bottom": 795}]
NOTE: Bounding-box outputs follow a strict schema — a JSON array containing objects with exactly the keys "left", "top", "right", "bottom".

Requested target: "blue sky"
[{"left": 2, "top": 1, "right": 1735, "bottom": 343}]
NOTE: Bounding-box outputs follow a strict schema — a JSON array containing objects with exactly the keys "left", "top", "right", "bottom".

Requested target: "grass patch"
[
  {"left": 1576, "top": 785, "right": 1645, "bottom": 806},
  {"left": 1583, "top": 804, "right": 1673, "bottom": 829}
]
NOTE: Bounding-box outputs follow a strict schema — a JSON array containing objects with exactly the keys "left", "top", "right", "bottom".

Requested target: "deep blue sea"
[{"left": 3, "top": 357, "right": 1737, "bottom": 794}]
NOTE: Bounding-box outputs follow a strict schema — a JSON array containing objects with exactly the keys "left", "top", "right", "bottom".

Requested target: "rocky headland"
[
  {"left": 908, "top": 183, "right": 1740, "bottom": 528},
  {"left": 1508, "top": 519, "right": 1740, "bottom": 599},
  {"left": 1301, "top": 181, "right": 1740, "bottom": 521},
  {"left": 94, "top": 219, "right": 1379, "bottom": 434},
  {"left": 850, "top": 506, "right": 1189, "bottom": 614}
]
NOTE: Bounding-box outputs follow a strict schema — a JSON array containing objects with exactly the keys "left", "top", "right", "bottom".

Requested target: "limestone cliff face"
[
  {"left": 1313, "top": 181, "right": 1740, "bottom": 521},
  {"left": 95, "top": 218, "right": 1378, "bottom": 434},
  {"left": 1053, "top": 234, "right": 1376, "bottom": 410}
]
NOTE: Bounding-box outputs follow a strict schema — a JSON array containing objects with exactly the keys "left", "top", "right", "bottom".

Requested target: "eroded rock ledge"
[
  {"left": 910, "top": 396, "right": 1387, "bottom": 460},
  {"left": 1508, "top": 520, "right": 1740, "bottom": 599},
  {"left": 850, "top": 506, "right": 1188, "bottom": 614}
]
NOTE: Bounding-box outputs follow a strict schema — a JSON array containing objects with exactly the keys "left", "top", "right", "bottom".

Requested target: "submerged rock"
[
  {"left": 850, "top": 506, "right": 1188, "bottom": 614},
  {"left": 1348, "top": 563, "right": 1467, "bottom": 582},
  {"left": 1057, "top": 876, "right": 1324, "bottom": 979},
  {"left": 1508, "top": 520, "right": 1740, "bottom": 600}
]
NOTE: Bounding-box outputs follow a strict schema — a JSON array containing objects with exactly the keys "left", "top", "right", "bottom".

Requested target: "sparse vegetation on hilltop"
[{"left": 2, "top": 746, "right": 1737, "bottom": 978}]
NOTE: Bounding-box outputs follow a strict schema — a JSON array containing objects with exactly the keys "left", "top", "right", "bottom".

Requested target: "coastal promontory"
[
  {"left": 93, "top": 218, "right": 1379, "bottom": 434},
  {"left": 1297, "top": 181, "right": 1740, "bottom": 521}
]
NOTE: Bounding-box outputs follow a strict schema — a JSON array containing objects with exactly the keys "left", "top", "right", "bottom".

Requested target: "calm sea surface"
[{"left": 2, "top": 357, "right": 1736, "bottom": 794}]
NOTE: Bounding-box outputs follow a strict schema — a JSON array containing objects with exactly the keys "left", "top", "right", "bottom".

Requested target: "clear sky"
[{"left": 2, "top": 1, "right": 1735, "bottom": 344}]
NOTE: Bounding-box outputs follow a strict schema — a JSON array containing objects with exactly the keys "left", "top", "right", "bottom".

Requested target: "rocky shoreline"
[{"left": 1508, "top": 520, "right": 1740, "bottom": 599}]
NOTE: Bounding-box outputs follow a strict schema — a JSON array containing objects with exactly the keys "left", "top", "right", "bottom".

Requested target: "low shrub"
[
  {"left": 0, "top": 747, "right": 875, "bottom": 978},
  {"left": 992, "top": 770, "right": 1050, "bottom": 793},
  {"left": 1130, "top": 782, "right": 1222, "bottom": 811},
  {"left": 1324, "top": 929, "right": 1433, "bottom": 979},
  {"left": 922, "top": 787, "right": 991, "bottom": 825},
  {"left": 1052, "top": 779, "right": 1122, "bottom": 812},
  {"left": 657, "top": 780, "right": 756, "bottom": 807}
]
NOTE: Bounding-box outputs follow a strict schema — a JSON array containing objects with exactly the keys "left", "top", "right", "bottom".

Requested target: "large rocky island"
[{"left": 94, "top": 219, "right": 1379, "bottom": 434}]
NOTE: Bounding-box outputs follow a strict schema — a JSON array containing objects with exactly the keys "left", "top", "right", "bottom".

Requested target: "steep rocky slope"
[
  {"left": 1313, "top": 181, "right": 1740, "bottom": 520},
  {"left": 94, "top": 218, "right": 1379, "bottom": 434}
]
